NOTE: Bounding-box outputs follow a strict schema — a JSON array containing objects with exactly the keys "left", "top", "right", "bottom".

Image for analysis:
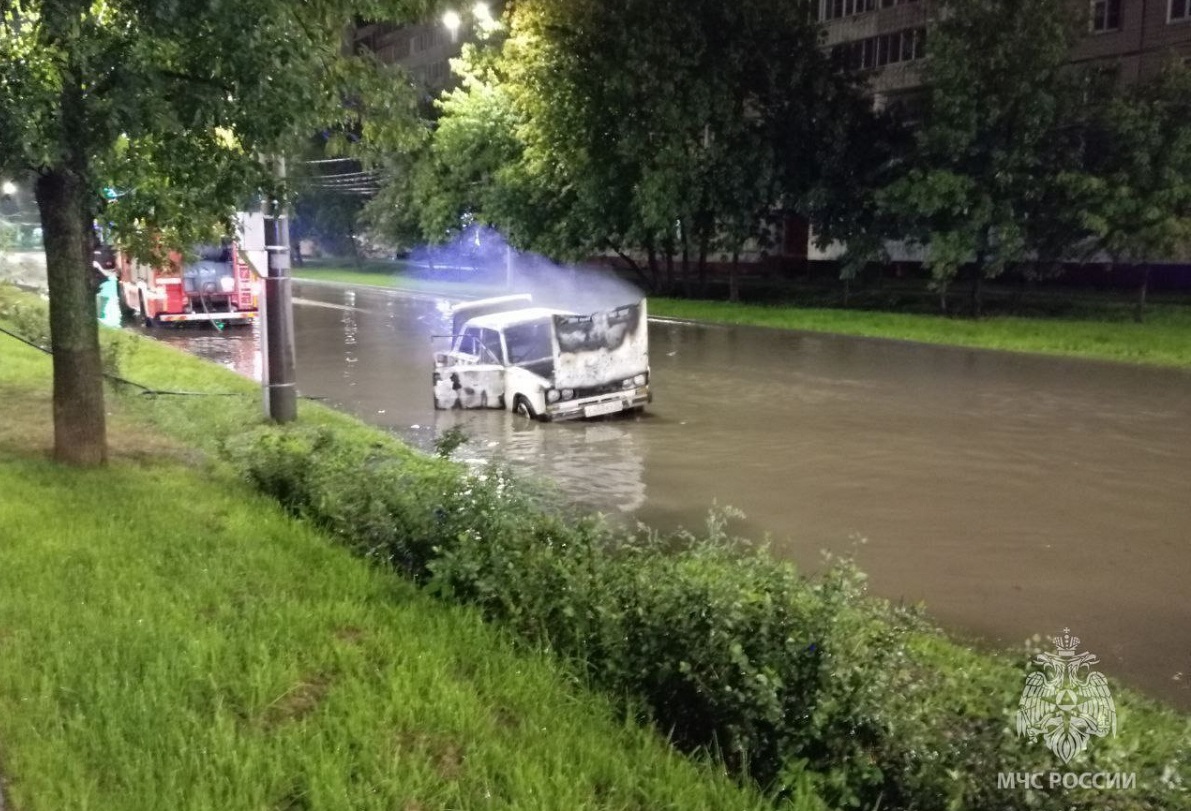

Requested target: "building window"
[
  {"left": 1092, "top": 0, "right": 1121, "bottom": 31},
  {"left": 832, "top": 27, "right": 926, "bottom": 71},
  {"left": 823, "top": 0, "right": 874, "bottom": 21},
  {"left": 822, "top": 0, "right": 920, "bottom": 20},
  {"left": 1172, "top": 1, "right": 1191, "bottom": 21}
]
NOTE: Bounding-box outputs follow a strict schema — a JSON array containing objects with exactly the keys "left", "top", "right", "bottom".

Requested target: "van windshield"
[
  {"left": 457, "top": 326, "right": 503, "bottom": 363},
  {"left": 504, "top": 319, "right": 553, "bottom": 366}
]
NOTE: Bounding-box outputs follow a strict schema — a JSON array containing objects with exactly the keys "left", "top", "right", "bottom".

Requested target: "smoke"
[{"left": 408, "top": 226, "right": 643, "bottom": 313}]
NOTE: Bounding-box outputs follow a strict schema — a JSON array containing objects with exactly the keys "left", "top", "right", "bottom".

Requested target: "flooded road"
[{"left": 154, "top": 281, "right": 1191, "bottom": 709}]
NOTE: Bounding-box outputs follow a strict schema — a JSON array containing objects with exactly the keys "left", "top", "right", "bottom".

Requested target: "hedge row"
[{"left": 229, "top": 425, "right": 1186, "bottom": 811}]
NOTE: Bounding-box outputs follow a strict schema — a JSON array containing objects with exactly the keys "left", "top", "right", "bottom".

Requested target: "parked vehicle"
[
  {"left": 113, "top": 213, "right": 265, "bottom": 327},
  {"left": 434, "top": 294, "right": 651, "bottom": 421}
]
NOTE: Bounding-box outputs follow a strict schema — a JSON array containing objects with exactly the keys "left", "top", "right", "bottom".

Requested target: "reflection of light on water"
[
  {"left": 342, "top": 302, "right": 358, "bottom": 387},
  {"left": 144, "top": 320, "right": 263, "bottom": 381},
  {"left": 434, "top": 411, "right": 648, "bottom": 515}
]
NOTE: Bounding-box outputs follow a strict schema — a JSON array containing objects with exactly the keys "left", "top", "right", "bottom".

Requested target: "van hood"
[{"left": 552, "top": 300, "right": 648, "bottom": 389}]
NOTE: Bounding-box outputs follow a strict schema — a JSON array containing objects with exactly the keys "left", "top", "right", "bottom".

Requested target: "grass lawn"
[
  {"left": 649, "top": 297, "right": 1191, "bottom": 368},
  {"left": 291, "top": 263, "right": 1191, "bottom": 368},
  {"left": 294, "top": 259, "right": 506, "bottom": 300},
  {"left": 0, "top": 295, "right": 787, "bottom": 810}
]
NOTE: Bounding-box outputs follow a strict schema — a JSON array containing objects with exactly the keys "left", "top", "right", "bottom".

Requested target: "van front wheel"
[{"left": 513, "top": 395, "right": 539, "bottom": 421}]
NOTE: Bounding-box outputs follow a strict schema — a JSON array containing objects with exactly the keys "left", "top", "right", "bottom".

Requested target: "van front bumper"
[{"left": 545, "top": 387, "right": 650, "bottom": 421}]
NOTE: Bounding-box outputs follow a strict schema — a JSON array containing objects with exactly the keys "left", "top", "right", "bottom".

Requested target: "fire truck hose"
[{"left": 0, "top": 325, "right": 325, "bottom": 400}]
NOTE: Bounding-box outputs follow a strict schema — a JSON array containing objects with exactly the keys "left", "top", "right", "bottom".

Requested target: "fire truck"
[{"left": 114, "top": 221, "right": 263, "bottom": 326}]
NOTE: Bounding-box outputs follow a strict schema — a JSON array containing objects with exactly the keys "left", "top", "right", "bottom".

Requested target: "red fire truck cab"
[{"left": 115, "top": 242, "right": 260, "bottom": 326}]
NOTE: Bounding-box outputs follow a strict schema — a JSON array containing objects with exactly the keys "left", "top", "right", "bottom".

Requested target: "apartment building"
[
  {"left": 820, "top": 0, "right": 1191, "bottom": 106},
  {"left": 351, "top": 20, "right": 458, "bottom": 93},
  {"left": 351, "top": 3, "right": 504, "bottom": 95}
]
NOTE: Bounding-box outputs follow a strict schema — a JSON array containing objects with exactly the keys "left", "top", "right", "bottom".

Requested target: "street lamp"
[
  {"left": 442, "top": 4, "right": 500, "bottom": 44},
  {"left": 442, "top": 9, "right": 461, "bottom": 42}
]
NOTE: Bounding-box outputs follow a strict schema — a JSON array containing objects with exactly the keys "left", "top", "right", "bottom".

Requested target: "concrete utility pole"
[{"left": 261, "top": 157, "right": 297, "bottom": 423}]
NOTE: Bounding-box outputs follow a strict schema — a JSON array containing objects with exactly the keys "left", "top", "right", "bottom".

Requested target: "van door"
[{"left": 433, "top": 326, "right": 508, "bottom": 410}]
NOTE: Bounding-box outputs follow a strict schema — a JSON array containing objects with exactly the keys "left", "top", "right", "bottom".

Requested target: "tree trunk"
[
  {"left": 969, "top": 265, "right": 984, "bottom": 319},
  {"left": 613, "top": 246, "right": 652, "bottom": 292},
  {"left": 728, "top": 252, "right": 740, "bottom": 303},
  {"left": 680, "top": 235, "right": 692, "bottom": 298},
  {"left": 646, "top": 242, "right": 661, "bottom": 292},
  {"left": 348, "top": 225, "right": 361, "bottom": 269},
  {"left": 1134, "top": 265, "right": 1150, "bottom": 324},
  {"left": 36, "top": 167, "right": 108, "bottom": 466},
  {"left": 697, "top": 236, "right": 709, "bottom": 299}
]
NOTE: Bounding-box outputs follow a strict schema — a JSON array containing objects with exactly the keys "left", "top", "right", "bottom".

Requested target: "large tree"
[
  {"left": 369, "top": 0, "right": 865, "bottom": 295},
  {"left": 878, "top": 0, "right": 1087, "bottom": 315},
  {"left": 0, "top": 0, "right": 427, "bottom": 465},
  {"left": 507, "top": 0, "right": 859, "bottom": 295},
  {"left": 1080, "top": 62, "right": 1191, "bottom": 320}
]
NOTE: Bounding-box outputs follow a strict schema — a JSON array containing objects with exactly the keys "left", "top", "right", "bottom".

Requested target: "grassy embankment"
[
  {"left": 294, "top": 259, "right": 501, "bottom": 300},
  {"left": 292, "top": 262, "right": 1191, "bottom": 368},
  {"left": 0, "top": 286, "right": 786, "bottom": 810}
]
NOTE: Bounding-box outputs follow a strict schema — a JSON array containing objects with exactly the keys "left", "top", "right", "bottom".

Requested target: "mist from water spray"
[{"left": 408, "top": 226, "right": 643, "bottom": 313}]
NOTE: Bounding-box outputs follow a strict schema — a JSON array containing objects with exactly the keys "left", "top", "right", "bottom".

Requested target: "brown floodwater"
[{"left": 150, "top": 280, "right": 1191, "bottom": 709}]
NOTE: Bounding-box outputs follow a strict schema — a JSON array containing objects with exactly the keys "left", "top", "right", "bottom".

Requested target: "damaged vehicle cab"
[{"left": 434, "top": 295, "right": 651, "bottom": 421}]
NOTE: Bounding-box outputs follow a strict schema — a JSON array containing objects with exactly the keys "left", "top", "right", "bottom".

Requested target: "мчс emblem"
[{"left": 1016, "top": 629, "right": 1117, "bottom": 764}]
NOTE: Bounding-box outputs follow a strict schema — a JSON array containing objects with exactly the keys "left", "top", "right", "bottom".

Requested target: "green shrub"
[
  {"left": 228, "top": 424, "right": 1189, "bottom": 811},
  {"left": 0, "top": 284, "right": 51, "bottom": 347}
]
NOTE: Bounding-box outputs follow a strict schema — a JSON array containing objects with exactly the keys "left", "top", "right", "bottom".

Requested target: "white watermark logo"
[{"left": 1015, "top": 629, "right": 1117, "bottom": 764}]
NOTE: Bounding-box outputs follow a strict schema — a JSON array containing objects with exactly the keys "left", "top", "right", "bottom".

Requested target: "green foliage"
[
  {"left": 1080, "top": 62, "right": 1191, "bottom": 266},
  {"left": 229, "top": 422, "right": 1189, "bottom": 811},
  {"left": 98, "top": 329, "right": 139, "bottom": 379},
  {"left": 366, "top": 0, "right": 872, "bottom": 291},
  {"left": 878, "top": 0, "right": 1087, "bottom": 303},
  {"left": 0, "top": 363, "right": 781, "bottom": 809},
  {"left": 0, "top": 284, "right": 51, "bottom": 346},
  {"left": 433, "top": 424, "right": 470, "bottom": 458},
  {"left": 0, "top": 1, "right": 427, "bottom": 253},
  {"left": 0, "top": 0, "right": 439, "bottom": 462}
]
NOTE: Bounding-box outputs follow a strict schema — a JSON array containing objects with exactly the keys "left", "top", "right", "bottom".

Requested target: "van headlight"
[
  {"left": 561, "top": 389, "right": 574, "bottom": 400},
  {"left": 633, "top": 373, "right": 648, "bottom": 386},
  {"left": 546, "top": 389, "right": 561, "bottom": 403},
  {"left": 622, "top": 378, "right": 635, "bottom": 389}
]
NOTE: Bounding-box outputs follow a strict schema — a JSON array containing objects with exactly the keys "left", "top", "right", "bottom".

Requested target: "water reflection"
[
  {"left": 438, "top": 409, "right": 648, "bottom": 514},
  {"left": 130, "top": 314, "right": 262, "bottom": 381}
]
